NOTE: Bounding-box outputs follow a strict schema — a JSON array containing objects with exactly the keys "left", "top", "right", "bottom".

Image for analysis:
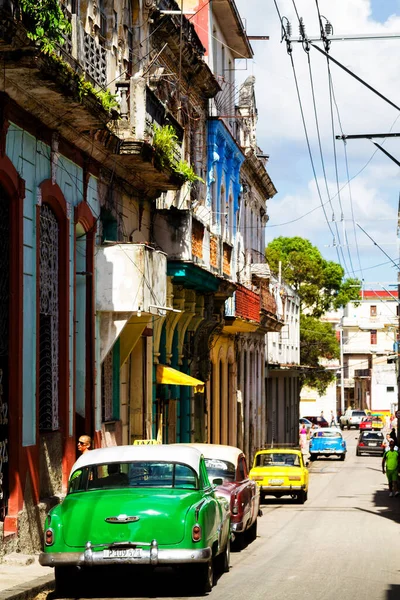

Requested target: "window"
[
  {"left": 370, "top": 330, "right": 377, "bottom": 345},
  {"left": 69, "top": 462, "right": 198, "bottom": 492},
  {"left": 39, "top": 204, "right": 60, "bottom": 431},
  {"left": 204, "top": 459, "right": 235, "bottom": 483},
  {"left": 387, "top": 386, "right": 395, "bottom": 393},
  {"left": 370, "top": 305, "right": 377, "bottom": 316}
]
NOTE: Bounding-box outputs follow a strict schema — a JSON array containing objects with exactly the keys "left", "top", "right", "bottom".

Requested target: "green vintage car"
[{"left": 39, "top": 444, "right": 231, "bottom": 594}]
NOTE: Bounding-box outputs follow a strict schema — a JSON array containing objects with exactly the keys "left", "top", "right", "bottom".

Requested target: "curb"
[{"left": 0, "top": 575, "right": 55, "bottom": 600}]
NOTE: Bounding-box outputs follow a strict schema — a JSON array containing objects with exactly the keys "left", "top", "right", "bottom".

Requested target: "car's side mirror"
[{"left": 212, "top": 477, "right": 223, "bottom": 486}]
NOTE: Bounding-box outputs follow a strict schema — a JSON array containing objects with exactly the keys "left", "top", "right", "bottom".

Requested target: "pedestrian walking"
[
  {"left": 77, "top": 434, "right": 92, "bottom": 454},
  {"left": 389, "top": 427, "right": 398, "bottom": 446},
  {"left": 383, "top": 433, "right": 398, "bottom": 451},
  {"left": 330, "top": 411, "right": 336, "bottom": 427},
  {"left": 299, "top": 424, "right": 308, "bottom": 464},
  {"left": 382, "top": 439, "right": 400, "bottom": 497}
]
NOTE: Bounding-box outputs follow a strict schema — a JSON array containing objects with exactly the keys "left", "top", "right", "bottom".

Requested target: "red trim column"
[{"left": 0, "top": 155, "right": 24, "bottom": 535}]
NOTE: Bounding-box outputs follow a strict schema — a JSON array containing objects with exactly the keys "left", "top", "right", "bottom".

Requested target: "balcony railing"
[
  {"left": 96, "top": 243, "right": 167, "bottom": 313},
  {"left": 260, "top": 286, "right": 277, "bottom": 314}
]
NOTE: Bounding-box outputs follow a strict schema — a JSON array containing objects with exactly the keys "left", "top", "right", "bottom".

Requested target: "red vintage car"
[
  {"left": 183, "top": 443, "right": 261, "bottom": 546},
  {"left": 359, "top": 417, "right": 373, "bottom": 431}
]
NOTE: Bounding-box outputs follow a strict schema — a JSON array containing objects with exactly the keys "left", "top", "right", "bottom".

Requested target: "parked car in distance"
[
  {"left": 181, "top": 443, "right": 260, "bottom": 545},
  {"left": 299, "top": 417, "right": 313, "bottom": 432},
  {"left": 309, "top": 428, "right": 347, "bottom": 461},
  {"left": 371, "top": 416, "right": 384, "bottom": 430},
  {"left": 249, "top": 447, "right": 309, "bottom": 504},
  {"left": 340, "top": 409, "right": 367, "bottom": 430},
  {"left": 39, "top": 445, "right": 231, "bottom": 595},
  {"left": 359, "top": 417, "right": 373, "bottom": 432},
  {"left": 303, "top": 415, "right": 329, "bottom": 428},
  {"left": 356, "top": 431, "right": 385, "bottom": 456}
]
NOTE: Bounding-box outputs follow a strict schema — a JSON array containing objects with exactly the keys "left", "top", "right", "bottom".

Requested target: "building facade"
[
  {"left": 266, "top": 277, "right": 301, "bottom": 445},
  {"left": 0, "top": 0, "right": 286, "bottom": 553},
  {"left": 341, "top": 290, "right": 398, "bottom": 416}
]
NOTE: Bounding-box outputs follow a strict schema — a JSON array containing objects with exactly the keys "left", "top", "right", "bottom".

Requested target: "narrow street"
[{"left": 71, "top": 431, "right": 400, "bottom": 600}]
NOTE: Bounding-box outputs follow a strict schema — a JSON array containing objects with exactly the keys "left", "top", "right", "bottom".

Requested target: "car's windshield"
[
  {"left": 312, "top": 431, "right": 342, "bottom": 439},
  {"left": 204, "top": 458, "right": 236, "bottom": 482},
  {"left": 353, "top": 411, "right": 366, "bottom": 416},
  {"left": 68, "top": 461, "right": 198, "bottom": 493},
  {"left": 255, "top": 453, "right": 300, "bottom": 467},
  {"left": 361, "top": 432, "right": 384, "bottom": 440}
]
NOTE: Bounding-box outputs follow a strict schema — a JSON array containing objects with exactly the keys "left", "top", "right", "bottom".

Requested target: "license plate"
[
  {"left": 269, "top": 479, "right": 284, "bottom": 485},
  {"left": 104, "top": 548, "right": 142, "bottom": 559},
  {"left": 369, "top": 443, "right": 377, "bottom": 447}
]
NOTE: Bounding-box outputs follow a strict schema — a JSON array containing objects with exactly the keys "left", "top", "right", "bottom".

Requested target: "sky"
[{"left": 235, "top": 0, "right": 400, "bottom": 291}]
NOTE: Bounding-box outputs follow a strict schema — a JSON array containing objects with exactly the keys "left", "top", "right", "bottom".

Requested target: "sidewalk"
[{"left": 0, "top": 554, "right": 54, "bottom": 600}]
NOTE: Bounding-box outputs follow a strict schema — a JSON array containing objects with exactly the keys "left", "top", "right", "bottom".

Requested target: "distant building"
[{"left": 341, "top": 290, "right": 398, "bottom": 416}]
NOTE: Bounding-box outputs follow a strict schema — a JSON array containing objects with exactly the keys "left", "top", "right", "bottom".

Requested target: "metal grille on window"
[
  {"left": 101, "top": 352, "right": 113, "bottom": 422},
  {"left": 39, "top": 205, "right": 59, "bottom": 431},
  {"left": 83, "top": 31, "right": 107, "bottom": 89},
  {"left": 0, "top": 185, "right": 9, "bottom": 521}
]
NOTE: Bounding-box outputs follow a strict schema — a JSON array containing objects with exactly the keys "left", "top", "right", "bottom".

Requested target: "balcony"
[
  {"left": 260, "top": 283, "right": 285, "bottom": 332},
  {"left": 224, "top": 285, "right": 260, "bottom": 334},
  {"left": 0, "top": 3, "right": 186, "bottom": 195},
  {"left": 96, "top": 243, "right": 167, "bottom": 362},
  {"left": 96, "top": 243, "right": 166, "bottom": 313}
]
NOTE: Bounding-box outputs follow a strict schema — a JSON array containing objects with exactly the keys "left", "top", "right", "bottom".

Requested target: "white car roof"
[
  {"left": 69, "top": 444, "right": 203, "bottom": 478},
  {"left": 175, "top": 443, "right": 243, "bottom": 465},
  {"left": 311, "top": 427, "right": 342, "bottom": 436}
]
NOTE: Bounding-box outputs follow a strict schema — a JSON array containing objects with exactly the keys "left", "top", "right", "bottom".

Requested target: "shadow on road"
[
  {"left": 46, "top": 564, "right": 227, "bottom": 599},
  {"left": 356, "top": 488, "right": 400, "bottom": 525},
  {"left": 386, "top": 584, "right": 400, "bottom": 600}
]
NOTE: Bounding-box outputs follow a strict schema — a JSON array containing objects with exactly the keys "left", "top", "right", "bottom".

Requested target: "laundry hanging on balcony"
[{"left": 156, "top": 365, "right": 204, "bottom": 393}]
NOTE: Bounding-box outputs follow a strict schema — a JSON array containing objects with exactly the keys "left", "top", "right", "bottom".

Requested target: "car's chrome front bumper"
[{"left": 39, "top": 540, "right": 212, "bottom": 567}]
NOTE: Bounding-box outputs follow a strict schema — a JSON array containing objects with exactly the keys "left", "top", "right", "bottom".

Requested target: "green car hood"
[{"left": 60, "top": 489, "right": 199, "bottom": 548}]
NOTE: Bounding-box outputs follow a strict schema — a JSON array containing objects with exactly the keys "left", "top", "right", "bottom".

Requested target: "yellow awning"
[{"left": 156, "top": 364, "right": 204, "bottom": 393}]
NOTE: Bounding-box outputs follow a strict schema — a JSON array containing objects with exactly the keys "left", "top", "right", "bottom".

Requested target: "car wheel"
[
  {"left": 304, "top": 490, "right": 308, "bottom": 502},
  {"left": 246, "top": 518, "right": 258, "bottom": 543},
  {"left": 340, "top": 425, "right": 344, "bottom": 430},
  {"left": 199, "top": 560, "right": 214, "bottom": 594},
  {"left": 216, "top": 535, "right": 230, "bottom": 573},
  {"left": 55, "top": 566, "right": 77, "bottom": 596},
  {"left": 297, "top": 490, "right": 306, "bottom": 504},
  {"left": 356, "top": 449, "right": 360, "bottom": 456},
  {"left": 310, "top": 454, "right": 317, "bottom": 461},
  {"left": 340, "top": 454, "right": 346, "bottom": 461},
  {"left": 260, "top": 492, "right": 266, "bottom": 503}
]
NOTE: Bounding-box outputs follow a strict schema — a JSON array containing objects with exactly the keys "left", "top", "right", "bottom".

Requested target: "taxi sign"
[{"left": 133, "top": 439, "right": 160, "bottom": 445}]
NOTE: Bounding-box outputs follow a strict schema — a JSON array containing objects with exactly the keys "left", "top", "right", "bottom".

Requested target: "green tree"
[
  {"left": 266, "top": 236, "right": 362, "bottom": 394},
  {"left": 266, "top": 236, "right": 361, "bottom": 317},
  {"left": 300, "top": 314, "right": 339, "bottom": 394}
]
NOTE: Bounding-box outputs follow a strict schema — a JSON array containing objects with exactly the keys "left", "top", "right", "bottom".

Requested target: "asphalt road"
[{"left": 74, "top": 429, "right": 400, "bottom": 600}]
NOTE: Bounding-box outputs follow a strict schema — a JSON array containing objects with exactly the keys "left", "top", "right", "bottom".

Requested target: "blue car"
[{"left": 309, "top": 428, "right": 347, "bottom": 461}]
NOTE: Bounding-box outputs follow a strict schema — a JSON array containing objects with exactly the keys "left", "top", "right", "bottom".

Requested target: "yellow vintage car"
[{"left": 249, "top": 448, "right": 309, "bottom": 504}]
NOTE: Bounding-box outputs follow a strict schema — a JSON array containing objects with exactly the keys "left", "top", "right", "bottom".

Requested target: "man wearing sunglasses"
[{"left": 77, "top": 435, "right": 92, "bottom": 454}]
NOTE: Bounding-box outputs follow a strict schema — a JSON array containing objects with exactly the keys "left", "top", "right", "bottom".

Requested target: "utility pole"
[
  {"left": 397, "top": 195, "right": 400, "bottom": 440},
  {"left": 340, "top": 317, "right": 345, "bottom": 415}
]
